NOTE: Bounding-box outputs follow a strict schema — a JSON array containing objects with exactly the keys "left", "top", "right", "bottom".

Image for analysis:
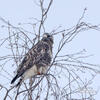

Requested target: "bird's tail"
[{"left": 11, "top": 74, "right": 18, "bottom": 84}]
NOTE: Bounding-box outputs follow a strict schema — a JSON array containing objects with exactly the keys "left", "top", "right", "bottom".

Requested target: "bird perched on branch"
[{"left": 11, "top": 33, "right": 53, "bottom": 87}]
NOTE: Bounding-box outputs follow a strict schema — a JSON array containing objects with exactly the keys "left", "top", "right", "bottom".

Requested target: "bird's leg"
[{"left": 37, "top": 71, "right": 41, "bottom": 75}]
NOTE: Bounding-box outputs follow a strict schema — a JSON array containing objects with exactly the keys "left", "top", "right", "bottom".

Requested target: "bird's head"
[{"left": 42, "top": 33, "right": 53, "bottom": 44}]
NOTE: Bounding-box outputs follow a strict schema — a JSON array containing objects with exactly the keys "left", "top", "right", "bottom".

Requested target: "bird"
[{"left": 11, "top": 33, "right": 53, "bottom": 87}]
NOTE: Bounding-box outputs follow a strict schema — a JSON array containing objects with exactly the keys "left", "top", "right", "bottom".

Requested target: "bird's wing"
[{"left": 16, "top": 41, "right": 50, "bottom": 78}]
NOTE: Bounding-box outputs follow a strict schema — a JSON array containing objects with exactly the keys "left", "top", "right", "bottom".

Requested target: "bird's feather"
[{"left": 11, "top": 33, "right": 53, "bottom": 86}]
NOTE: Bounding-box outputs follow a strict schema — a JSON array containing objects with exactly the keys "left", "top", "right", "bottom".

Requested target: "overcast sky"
[{"left": 0, "top": 0, "right": 100, "bottom": 99}]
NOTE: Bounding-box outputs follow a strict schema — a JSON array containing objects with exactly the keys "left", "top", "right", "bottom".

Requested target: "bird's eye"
[{"left": 47, "top": 35, "right": 50, "bottom": 37}]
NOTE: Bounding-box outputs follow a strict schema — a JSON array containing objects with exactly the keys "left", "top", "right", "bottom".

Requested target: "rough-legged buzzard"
[{"left": 11, "top": 33, "right": 53, "bottom": 86}]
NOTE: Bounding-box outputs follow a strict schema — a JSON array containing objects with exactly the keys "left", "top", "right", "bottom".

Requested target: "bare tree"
[{"left": 0, "top": 0, "right": 100, "bottom": 100}]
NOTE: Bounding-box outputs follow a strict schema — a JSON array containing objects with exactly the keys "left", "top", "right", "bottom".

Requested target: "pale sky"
[{"left": 0, "top": 0, "right": 100, "bottom": 100}]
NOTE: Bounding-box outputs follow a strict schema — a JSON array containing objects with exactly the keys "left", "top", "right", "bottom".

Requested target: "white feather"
[
  {"left": 23, "top": 65, "right": 37, "bottom": 80},
  {"left": 23, "top": 65, "right": 48, "bottom": 80}
]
